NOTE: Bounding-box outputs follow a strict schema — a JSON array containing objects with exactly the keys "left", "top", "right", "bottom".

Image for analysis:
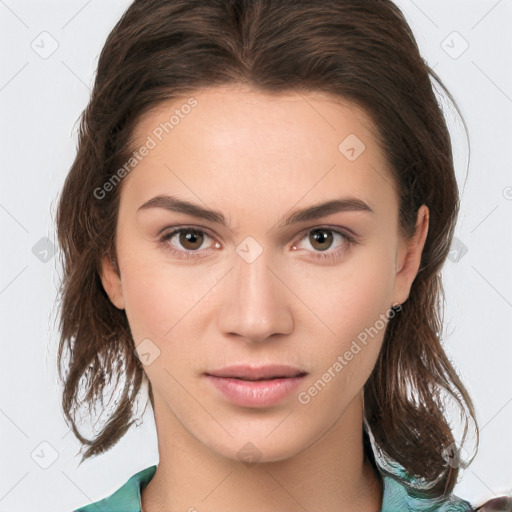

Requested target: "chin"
[{"left": 198, "top": 426, "right": 308, "bottom": 465}]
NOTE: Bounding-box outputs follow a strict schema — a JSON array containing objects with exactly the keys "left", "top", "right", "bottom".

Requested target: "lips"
[
  {"left": 205, "top": 364, "right": 307, "bottom": 381},
  {"left": 204, "top": 365, "right": 308, "bottom": 407}
]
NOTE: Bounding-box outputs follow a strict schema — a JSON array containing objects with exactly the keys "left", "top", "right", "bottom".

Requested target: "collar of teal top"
[{"left": 74, "top": 464, "right": 473, "bottom": 512}]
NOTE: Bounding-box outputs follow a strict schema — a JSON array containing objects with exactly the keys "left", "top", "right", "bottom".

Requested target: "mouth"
[
  {"left": 203, "top": 364, "right": 308, "bottom": 407},
  {"left": 205, "top": 364, "right": 308, "bottom": 381},
  {"left": 222, "top": 375, "right": 307, "bottom": 381}
]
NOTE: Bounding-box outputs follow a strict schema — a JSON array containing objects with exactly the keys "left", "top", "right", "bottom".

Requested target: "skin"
[{"left": 101, "top": 85, "right": 429, "bottom": 512}]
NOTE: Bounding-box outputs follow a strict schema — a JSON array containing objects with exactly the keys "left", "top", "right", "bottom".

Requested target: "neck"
[{"left": 142, "top": 393, "right": 383, "bottom": 512}]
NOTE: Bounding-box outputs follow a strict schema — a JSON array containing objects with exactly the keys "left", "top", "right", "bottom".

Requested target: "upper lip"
[{"left": 205, "top": 364, "right": 307, "bottom": 380}]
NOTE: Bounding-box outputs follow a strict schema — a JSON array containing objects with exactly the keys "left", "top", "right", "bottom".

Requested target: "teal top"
[{"left": 74, "top": 464, "right": 473, "bottom": 511}]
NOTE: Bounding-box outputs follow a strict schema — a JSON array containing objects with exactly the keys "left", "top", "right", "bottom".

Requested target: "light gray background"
[{"left": 0, "top": 0, "right": 511, "bottom": 510}]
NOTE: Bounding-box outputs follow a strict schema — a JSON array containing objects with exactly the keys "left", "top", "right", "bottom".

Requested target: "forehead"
[
  {"left": 133, "top": 85, "right": 380, "bottom": 157},
  {"left": 124, "top": 85, "right": 397, "bottom": 221}
]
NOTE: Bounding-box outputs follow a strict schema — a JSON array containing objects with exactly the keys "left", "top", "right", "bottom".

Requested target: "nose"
[{"left": 217, "top": 246, "right": 294, "bottom": 343}]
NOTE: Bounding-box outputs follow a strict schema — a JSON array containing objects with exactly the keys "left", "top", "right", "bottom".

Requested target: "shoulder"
[
  {"left": 380, "top": 472, "right": 473, "bottom": 512},
  {"left": 73, "top": 465, "right": 157, "bottom": 512}
]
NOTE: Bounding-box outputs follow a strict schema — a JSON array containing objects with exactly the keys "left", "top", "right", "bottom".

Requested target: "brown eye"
[
  {"left": 292, "top": 227, "right": 355, "bottom": 262},
  {"left": 177, "top": 229, "right": 205, "bottom": 250},
  {"left": 159, "top": 226, "right": 219, "bottom": 261},
  {"left": 309, "top": 229, "right": 334, "bottom": 251}
]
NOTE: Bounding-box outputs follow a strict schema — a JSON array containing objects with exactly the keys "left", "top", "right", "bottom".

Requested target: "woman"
[{"left": 56, "top": 0, "right": 508, "bottom": 510}]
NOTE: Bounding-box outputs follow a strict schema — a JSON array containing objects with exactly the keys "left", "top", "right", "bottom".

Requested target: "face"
[{"left": 101, "top": 85, "right": 428, "bottom": 463}]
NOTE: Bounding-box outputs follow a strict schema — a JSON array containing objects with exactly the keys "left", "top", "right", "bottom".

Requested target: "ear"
[
  {"left": 391, "top": 205, "right": 429, "bottom": 306},
  {"left": 100, "top": 253, "right": 125, "bottom": 310}
]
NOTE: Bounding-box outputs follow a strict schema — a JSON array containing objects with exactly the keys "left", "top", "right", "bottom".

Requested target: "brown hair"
[{"left": 56, "top": 0, "right": 478, "bottom": 499}]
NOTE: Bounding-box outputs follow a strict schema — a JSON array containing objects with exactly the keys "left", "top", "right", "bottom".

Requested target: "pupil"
[
  {"left": 311, "top": 229, "right": 332, "bottom": 251},
  {"left": 180, "top": 230, "right": 203, "bottom": 249}
]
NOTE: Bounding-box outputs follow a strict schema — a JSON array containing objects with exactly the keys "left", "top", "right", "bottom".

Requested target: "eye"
[
  {"left": 158, "top": 225, "right": 357, "bottom": 262},
  {"left": 159, "top": 226, "right": 219, "bottom": 260},
  {"left": 292, "top": 227, "right": 357, "bottom": 262}
]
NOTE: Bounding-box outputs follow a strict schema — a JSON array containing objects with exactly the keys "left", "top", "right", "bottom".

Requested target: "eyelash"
[{"left": 158, "top": 225, "right": 358, "bottom": 262}]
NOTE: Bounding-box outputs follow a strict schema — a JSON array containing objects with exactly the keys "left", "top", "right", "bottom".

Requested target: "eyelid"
[
  {"left": 159, "top": 225, "right": 218, "bottom": 247},
  {"left": 158, "top": 223, "right": 359, "bottom": 257},
  {"left": 159, "top": 222, "right": 358, "bottom": 241},
  {"left": 158, "top": 224, "right": 215, "bottom": 238},
  {"left": 293, "top": 224, "right": 358, "bottom": 243}
]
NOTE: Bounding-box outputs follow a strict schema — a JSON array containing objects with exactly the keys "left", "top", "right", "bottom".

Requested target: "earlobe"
[
  {"left": 391, "top": 205, "right": 430, "bottom": 306},
  {"left": 100, "top": 253, "right": 125, "bottom": 310}
]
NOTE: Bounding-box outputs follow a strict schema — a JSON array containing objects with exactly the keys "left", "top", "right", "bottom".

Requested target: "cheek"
[
  {"left": 294, "top": 255, "right": 395, "bottom": 410},
  {"left": 119, "top": 251, "right": 183, "bottom": 343},
  {"left": 119, "top": 250, "right": 219, "bottom": 345},
  {"left": 121, "top": 270, "right": 168, "bottom": 343},
  {"left": 293, "top": 246, "right": 396, "bottom": 342},
  {"left": 292, "top": 245, "right": 396, "bottom": 400}
]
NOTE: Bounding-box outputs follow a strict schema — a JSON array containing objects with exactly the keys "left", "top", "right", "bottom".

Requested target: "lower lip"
[{"left": 204, "top": 375, "right": 306, "bottom": 407}]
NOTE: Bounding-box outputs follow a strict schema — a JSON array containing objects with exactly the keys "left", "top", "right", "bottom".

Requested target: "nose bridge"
[{"left": 217, "top": 238, "right": 294, "bottom": 342}]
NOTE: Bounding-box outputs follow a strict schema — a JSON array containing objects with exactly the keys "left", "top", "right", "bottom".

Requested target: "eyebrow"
[{"left": 137, "top": 194, "right": 374, "bottom": 229}]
